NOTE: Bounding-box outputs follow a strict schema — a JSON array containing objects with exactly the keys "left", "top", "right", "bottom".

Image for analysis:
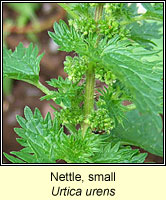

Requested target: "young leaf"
[
  {"left": 48, "top": 20, "right": 93, "bottom": 56},
  {"left": 3, "top": 43, "right": 44, "bottom": 85}
]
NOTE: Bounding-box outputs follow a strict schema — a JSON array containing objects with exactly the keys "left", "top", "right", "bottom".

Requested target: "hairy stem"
[
  {"left": 82, "top": 5, "right": 103, "bottom": 136},
  {"left": 82, "top": 62, "right": 95, "bottom": 135}
]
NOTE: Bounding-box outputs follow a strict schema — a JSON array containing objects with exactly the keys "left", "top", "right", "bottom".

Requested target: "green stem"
[
  {"left": 94, "top": 4, "right": 103, "bottom": 22},
  {"left": 82, "top": 62, "right": 95, "bottom": 135},
  {"left": 82, "top": 5, "right": 103, "bottom": 136},
  {"left": 35, "top": 81, "right": 53, "bottom": 96},
  {"left": 57, "top": 3, "right": 79, "bottom": 20}
]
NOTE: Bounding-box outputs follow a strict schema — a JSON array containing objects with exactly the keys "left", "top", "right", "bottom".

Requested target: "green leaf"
[
  {"left": 42, "top": 77, "right": 84, "bottom": 109},
  {"left": 48, "top": 20, "right": 84, "bottom": 52},
  {"left": 97, "top": 86, "right": 129, "bottom": 126},
  {"left": 44, "top": 112, "right": 52, "bottom": 129},
  {"left": 102, "top": 40, "right": 163, "bottom": 119},
  {"left": 111, "top": 109, "right": 163, "bottom": 157},
  {"left": 3, "top": 152, "right": 25, "bottom": 163},
  {"left": 4, "top": 107, "right": 148, "bottom": 163},
  {"left": 48, "top": 20, "right": 89, "bottom": 55},
  {"left": 49, "top": 20, "right": 108, "bottom": 61},
  {"left": 3, "top": 43, "right": 44, "bottom": 85},
  {"left": 16, "top": 115, "right": 27, "bottom": 129},
  {"left": 4, "top": 106, "right": 60, "bottom": 163},
  {"left": 10, "top": 151, "right": 35, "bottom": 163},
  {"left": 92, "top": 141, "right": 147, "bottom": 163},
  {"left": 27, "top": 140, "right": 53, "bottom": 163},
  {"left": 53, "top": 130, "right": 103, "bottom": 163},
  {"left": 141, "top": 3, "right": 163, "bottom": 21},
  {"left": 64, "top": 123, "right": 77, "bottom": 134},
  {"left": 127, "top": 20, "right": 163, "bottom": 50},
  {"left": 3, "top": 106, "right": 100, "bottom": 163},
  {"left": 69, "top": 3, "right": 91, "bottom": 18},
  {"left": 24, "top": 106, "right": 34, "bottom": 121}
]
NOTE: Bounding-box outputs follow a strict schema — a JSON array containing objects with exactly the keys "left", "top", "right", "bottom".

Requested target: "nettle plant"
[{"left": 3, "top": 3, "right": 163, "bottom": 163}]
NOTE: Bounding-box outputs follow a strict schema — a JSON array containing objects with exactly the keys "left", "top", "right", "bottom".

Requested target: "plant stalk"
[
  {"left": 35, "top": 81, "right": 51, "bottom": 95},
  {"left": 82, "top": 5, "right": 103, "bottom": 136},
  {"left": 82, "top": 62, "right": 95, "bottom": 135}
]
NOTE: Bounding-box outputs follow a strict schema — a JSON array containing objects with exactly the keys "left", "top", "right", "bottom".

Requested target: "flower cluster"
[
  {"left": 59, "top": 107, "right": 84, "bottom": 125},
  {"left": 64, "top": 56, "right": 88, "bottom": 82},
  {"left": 95, "top": 65, "right": 117, "bottom": 85},
  {"left": 69, "top": 18, "right": 97, "bottom": 36},
  {"left": 87, "top": 108, "right": 115, "bottom": 133},
  {"left": 69, "top": 3, "right": 128, "bottom": 40}
]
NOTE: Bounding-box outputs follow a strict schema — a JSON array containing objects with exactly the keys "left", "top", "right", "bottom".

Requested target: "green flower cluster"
[
  {"left": 103, "top": 3, "right": 129, "bottom": 38},
  {"left": 69, "top": 18, "right": 97, "bottom": 36},
  {"left": 69, "top": 3, "right": 128, "bottom": 40},
  {"left": 95, "top": 65, "right": 117, "bottom": 84},
  {"left": 69, "top": 17, "right": 114, "bottom": 38},
  {"left": 59, "top": 107, "right": 84, "bottom": 125},
  {"left": 87, "top": 108, "right": 115, "bottom": 133},
  {"left": 64, "top": 56, "right": 88, "bottom": 82}
]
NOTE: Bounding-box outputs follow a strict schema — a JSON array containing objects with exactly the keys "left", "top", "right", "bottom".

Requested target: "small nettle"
[{"left": 3, "top": 3, "right": 163, "bottom": 163}]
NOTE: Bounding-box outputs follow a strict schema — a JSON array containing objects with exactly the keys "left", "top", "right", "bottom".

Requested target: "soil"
[{"left": 2, "top": 3, "right": 163, "bottom": 164}]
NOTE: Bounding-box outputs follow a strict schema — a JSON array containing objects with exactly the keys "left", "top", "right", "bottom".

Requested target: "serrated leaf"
[
  {"left": 3, "top": 153, "right": 25, "bottom": 163},
  {"left": 16, "top": 138, "right": 28, "bottom": 147},
  {"left": 111, "top": 109, "right": 163, "bottom": 156},
  {"left": 34, "top": 107, "right": 44, "bottom": 121},
  {"left": 48, "top": 20, "right": 88, "bottom": 54},
  {"left": 102, "top": 40, "right": 163, "bottom": 119},
  {"left": 53, "top": 131, "right": 102, "bottom": 163},
  {"left": 127, "top": 20, "right": 163, "bottom": 49},
  {"left": 98, "top": 86, "right": 129, "bottom": 126},
  {"left": 16, "top": 115, "right": 27, "bottom": 129},
  {"left": 3, "top": 43, "right": 44, "bottom": 85},
  {"left": 14, "top": 128, "right": 26, "bottom": 138},
  {"left": 64, "top": 123, "right": 77, "bottom": 134},
  {"left": 92, "top": 142, "right": 147, "bottom": 163},
  {"left": 141, "top": 3, "right": 163, "bottom": 21},
  {"left": 27, "top": 140, "right": 48, "bottom": 160},
  {"left": 44, "top": 112, "right": 52, "bottom": 129},
  {"left": 4, "top": 107, "right": 148, "bottom": 163},
  {"left": 69, "top": 3, "right": 90, "bottom": 18},
  {"left": 10, "top": 151, "right": 35, "bottom": 163},
  {"left": 24, "top": 106, "right": 34, "bottom": 121},
  {"left": 130, "top": 153, "right": 148, "bottom": 163},
  {"left": 4, "top": 106, "right": 59, "bottom": 163}
]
